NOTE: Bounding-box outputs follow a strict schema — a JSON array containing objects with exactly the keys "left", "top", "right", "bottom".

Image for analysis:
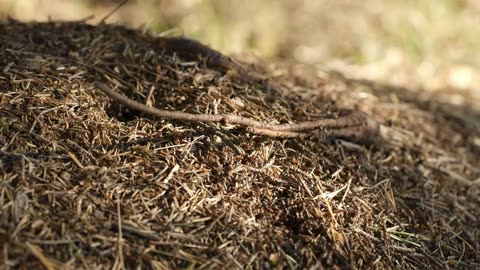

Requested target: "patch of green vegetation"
[{"left": 0, "top": 116, "right": 9, "bottom": 130}]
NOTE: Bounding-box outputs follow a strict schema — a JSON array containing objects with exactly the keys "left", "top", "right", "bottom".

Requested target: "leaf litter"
[{"left": 0, "top": 19, "right": 479, "bottom": 269}]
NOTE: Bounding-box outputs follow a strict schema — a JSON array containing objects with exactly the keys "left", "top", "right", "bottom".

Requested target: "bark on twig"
[{"left": 95, "top": 81, "right": 381, "bottom": 144}]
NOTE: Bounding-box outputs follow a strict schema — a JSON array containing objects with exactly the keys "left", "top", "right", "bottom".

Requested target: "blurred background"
[{"left": 1, "top": 0, "right": 479, "bottom": 95}]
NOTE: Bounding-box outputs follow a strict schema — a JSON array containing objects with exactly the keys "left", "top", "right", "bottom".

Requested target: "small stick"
[
  {"left": 99, "top": 0, "right": 129, "bottom": 24},
  {"left": 94, "top": 81, "right": 381, "bottom": 144}
]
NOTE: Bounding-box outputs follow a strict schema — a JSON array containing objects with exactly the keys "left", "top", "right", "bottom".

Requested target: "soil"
[{"left": 0, "top": 19, "right": 479, "bottom": 269}]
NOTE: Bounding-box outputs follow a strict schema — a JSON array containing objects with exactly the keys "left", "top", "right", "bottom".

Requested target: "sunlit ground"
[{"left": 1, "top": 0, "right": 479, "bottom": 95}]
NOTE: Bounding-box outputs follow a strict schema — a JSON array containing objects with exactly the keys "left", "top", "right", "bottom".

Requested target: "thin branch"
[
  {"left": 99, "top": 0, "right": 129, "bottom": 24},
  {"left": 94, "top": 81, "right": 381, "bottom": 144}
]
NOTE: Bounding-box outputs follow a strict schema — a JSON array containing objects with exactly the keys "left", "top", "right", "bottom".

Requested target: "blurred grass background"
[{"left": 1, "top": 0, "right": 479, "bottom": 94}]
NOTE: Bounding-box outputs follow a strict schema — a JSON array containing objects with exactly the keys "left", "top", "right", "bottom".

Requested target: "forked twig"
[{"left": 94, "top": 81, "right": 381, "bottom": 144}]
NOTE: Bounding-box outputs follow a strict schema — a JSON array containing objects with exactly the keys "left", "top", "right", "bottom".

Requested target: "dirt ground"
[{"left": 0, "top": 20, "right": 479, "bottom": 269}]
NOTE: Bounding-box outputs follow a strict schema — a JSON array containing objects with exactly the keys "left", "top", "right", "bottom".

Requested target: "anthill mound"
[{"left": 0, "top": 20, "right": 479, "bottom": 269}]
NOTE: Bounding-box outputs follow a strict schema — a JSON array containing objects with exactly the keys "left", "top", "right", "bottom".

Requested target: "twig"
[
  {"left": 94, "top": 81, "right": 381, "bottom": 144},
  {"left": 99, "top": 0, "right": 129, "bottom": 24}
]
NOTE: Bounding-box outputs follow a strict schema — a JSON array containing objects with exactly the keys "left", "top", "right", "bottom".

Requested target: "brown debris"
[
  {"left": 0, "top": 20, "right": 479, "bottom": 269},
  {"left": 94, "top": 81, "right": 380, "bottom": 143}
]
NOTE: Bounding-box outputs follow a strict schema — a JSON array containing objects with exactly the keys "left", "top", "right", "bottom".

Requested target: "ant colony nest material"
[{"left": 1, "top": 19, "right": 479, "bottom": 269}]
